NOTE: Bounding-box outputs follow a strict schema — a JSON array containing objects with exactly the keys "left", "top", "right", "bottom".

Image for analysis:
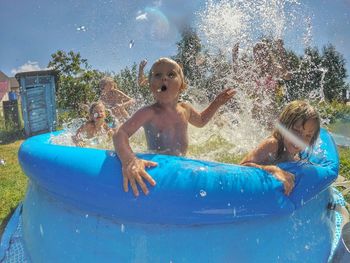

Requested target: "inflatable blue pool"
[{"left": 0, "top": 128, "right": 347, "bottom": 262}]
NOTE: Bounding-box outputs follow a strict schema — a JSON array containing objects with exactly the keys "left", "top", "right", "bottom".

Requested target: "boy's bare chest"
[{"left": 152, "top": 110, "right": 188, "bottom": 131}]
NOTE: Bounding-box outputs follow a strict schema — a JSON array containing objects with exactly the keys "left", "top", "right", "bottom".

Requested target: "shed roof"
[
  {"left": 0, "top": 71, "right": 9, "bottom": 82},
  {"left": 15, "top": 69, "right": 58, "bottom": 79},
  {"left": 9, "top": 77, "right": 19, "bottom": 88}
]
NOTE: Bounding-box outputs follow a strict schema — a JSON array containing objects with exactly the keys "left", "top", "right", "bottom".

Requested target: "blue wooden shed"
[{"left": 15, "top": 70, "right": 58, "bottom": 137}]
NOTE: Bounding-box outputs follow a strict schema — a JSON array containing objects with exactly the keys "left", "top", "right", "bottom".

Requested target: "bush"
[
  {"left": 317, "top": 101, "right": 350, "bottom": 125},
  {"left": 0, "top": 115, "right": 24, "bottom": 144}
]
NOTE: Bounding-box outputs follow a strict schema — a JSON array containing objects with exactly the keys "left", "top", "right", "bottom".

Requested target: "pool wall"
[{"left": 16, "top": 128, "right": 339, "bottom": 262}]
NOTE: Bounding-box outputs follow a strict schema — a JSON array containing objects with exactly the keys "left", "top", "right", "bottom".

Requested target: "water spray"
[{"left": 275, "top": 122, "right": 309, "bottom": 150}]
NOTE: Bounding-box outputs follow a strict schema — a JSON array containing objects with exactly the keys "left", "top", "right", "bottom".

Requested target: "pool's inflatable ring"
[{"left": 15, "top": 128, "right": 340, "bottom": 262}]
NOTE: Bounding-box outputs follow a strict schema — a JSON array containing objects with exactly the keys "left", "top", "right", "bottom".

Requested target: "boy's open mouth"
[{"left": 157, "top": 85, "right": 167, "bottom": 92}]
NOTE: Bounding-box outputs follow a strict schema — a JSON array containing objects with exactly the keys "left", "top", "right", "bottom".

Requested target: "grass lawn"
[{"left": 0, "top": 139, "right": 27, "bottom": 234}]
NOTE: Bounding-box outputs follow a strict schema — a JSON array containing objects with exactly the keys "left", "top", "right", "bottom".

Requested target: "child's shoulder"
[
  {"left": 258, "top": 136, "right": 279, "bottom": 152},
  {"left": 178, "top": 101, "right": 192, "bottom": 110},
  {"left": 132, "top": 104, "right": 158, "bottom": 118}
]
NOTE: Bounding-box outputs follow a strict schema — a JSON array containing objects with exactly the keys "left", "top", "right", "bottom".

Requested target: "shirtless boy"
[{"left": 114, "top": 58, "right": 236, "bottom": 196}]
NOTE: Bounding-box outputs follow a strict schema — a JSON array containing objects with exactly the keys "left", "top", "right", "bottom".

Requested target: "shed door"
[{"left": 26, "top": 85, "right": 49, "bottom": 133}]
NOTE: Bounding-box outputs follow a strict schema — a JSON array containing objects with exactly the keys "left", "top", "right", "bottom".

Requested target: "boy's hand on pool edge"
[{"left": 122, "top": 157, "right": 157, "bottom": 196}]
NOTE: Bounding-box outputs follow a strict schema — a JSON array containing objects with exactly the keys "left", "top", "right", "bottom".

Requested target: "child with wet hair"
[
  {"left": 240, "top": 100, "right": 321, "bottom": 195},
  {"left": 72, "top": 101, "right": 112, "bottom": 147},
  {"left": 99, "top": 77, "right": 135, "bottom": 124},
  {"left": 114, "top": 57, "right": 236, "bottom": 196}
]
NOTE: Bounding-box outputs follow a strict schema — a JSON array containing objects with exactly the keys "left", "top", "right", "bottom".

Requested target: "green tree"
[
  {"left": 48, "top": 50, "right": 103, "bottom": 117},
  {"left": 203, "top": 49, "right": 231, "bottom": 100},
  {"left": 321, "top": 44, "right": 348, "bottom": 101},
  {"left": 284, "top": 47, "right": 323, "bottom": 101},
  {"left": 115, "top": 63, "right": 153, "bottom": 105},
  {"left": 173, "top": 27, "right": 205, "bottom": 89},
  {"left": 284, "top": 44, "right": 348, "bottom": 103}
]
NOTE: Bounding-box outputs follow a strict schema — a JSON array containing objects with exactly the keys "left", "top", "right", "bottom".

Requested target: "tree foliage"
[
  {"left": 48, "top": 36, "right": 349, "bottom": 124},
  {"left": 115, "top": 63, "right": 153, "bottom": 105},
  {"left": 48, "top": 50, "right": 103, "bottom": 116},
  {"left": 284, "top": 44, "right": 348, "bottom": 102},
  {"left": 321, "top": 44, "right": 348, "bottom": 101},
  {"left": 173, "top": 27, "right": 205, "bottom": 89}
]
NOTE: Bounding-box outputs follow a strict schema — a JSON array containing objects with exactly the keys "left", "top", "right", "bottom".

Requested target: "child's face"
[
  {"left": 91, "top": 105, "right": 106, "bottom": 123},
  {"left": 284, "top": 118, "right": 318, "bottom": 156},
  {"left": 149, "top": 62, "right": 183, "bottom": 104}
]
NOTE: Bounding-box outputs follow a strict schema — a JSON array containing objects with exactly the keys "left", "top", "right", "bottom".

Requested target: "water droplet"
[
  {"left": 129, "top": 40, "right": 135, "bottom": 48},
  {"left": 227, "top": 202, "right": 231, "bottom": 207},
  {"left": 76, "top": 25, "right": 87, "bottom": 32},
  {"left": 39, "top": 224, "right": 44, "bottom": 236},
  {"left": 240, "top": 189, "right": 244, "bottom": 193},
  {"left": 75, "top": 229, "right": 80, "bottom": 234},
  {"left": 85, "top": 214, "right": 89, "bottom": 218},
  {"left": 199, "top": 190, "right": 207, "bottom": 197},
  {"left": 199, "top": 167, "right": 206, "bottom": 171},
  {"left": 256, "top": 238, "right": 260, "bottom": 244},
  {"left": 305, "top": 244, "right": 310, "bottom": 250},
  {"left": 0, "top": 159, "right": 6, "bottom": 165},
  {"left": 121, "top": 224, "right": 125, "bottom": 233},
  {"left": 109, "top": 152, "right": 116, "bottom": 157}
]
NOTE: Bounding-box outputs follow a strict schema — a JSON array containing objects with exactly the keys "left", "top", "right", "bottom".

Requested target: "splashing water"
[
  {"left": 76, "top": 25, "right": 87, "bottom": 32},
  {"left": 53, "top": 0, "right": 330, "bottom": 164},
  {"left": 184, "top": 0, "right": 329, "bottom": 160}
]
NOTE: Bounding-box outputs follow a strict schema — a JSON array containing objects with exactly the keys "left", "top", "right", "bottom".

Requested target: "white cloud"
[
  {"left": 136, "top": 12, "right": 148, "bottom": 21},
  {"left": 11, "top": 61, "right": 48, "bottom": 74}
]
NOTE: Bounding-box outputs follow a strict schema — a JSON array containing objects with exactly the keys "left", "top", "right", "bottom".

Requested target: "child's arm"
[
  {"left": 115, "top": 90, "right": 135, "bottom": 107},
  {"left": 138, "top": 59, "right": 148, "bottom": 86},
  {"left": 240, "top": 138, "right": 295, "bottom": 195},
  {"left": 187, "top": 88, "right": 236, "bottom": 127},
  {"left": 113, "top": 107, "right": 157, "bottom": 196},
  {"left": 72, "top": 124, "right": 87, "bottom": 147}
]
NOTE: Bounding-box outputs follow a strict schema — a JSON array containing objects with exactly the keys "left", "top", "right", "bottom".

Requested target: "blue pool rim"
[{"left": 0, "top": 128, "right": 344, "bottom": 262}]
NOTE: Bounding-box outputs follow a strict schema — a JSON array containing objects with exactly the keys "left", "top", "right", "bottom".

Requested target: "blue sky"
[{"left": 0, "top": 0, "right": 349, "bottom": 80}]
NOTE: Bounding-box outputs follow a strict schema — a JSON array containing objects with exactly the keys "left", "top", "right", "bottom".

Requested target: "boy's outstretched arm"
[
  {"left": 113, "top": 108, "right": 157, "bottom": 196},
  {"left": 187, "top": 88, "right": 236, "bottom": 127}
]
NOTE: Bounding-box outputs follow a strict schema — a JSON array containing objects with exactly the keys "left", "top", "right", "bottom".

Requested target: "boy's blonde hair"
[
  {"left": 149, "top": 57, "right": 187, "bottom": 92},
  {"left": 273, "top": 100, "right": 320, "bottom": 159},
  {"left": 99, "top": 77, "right": 117, "bottom": 91}
]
